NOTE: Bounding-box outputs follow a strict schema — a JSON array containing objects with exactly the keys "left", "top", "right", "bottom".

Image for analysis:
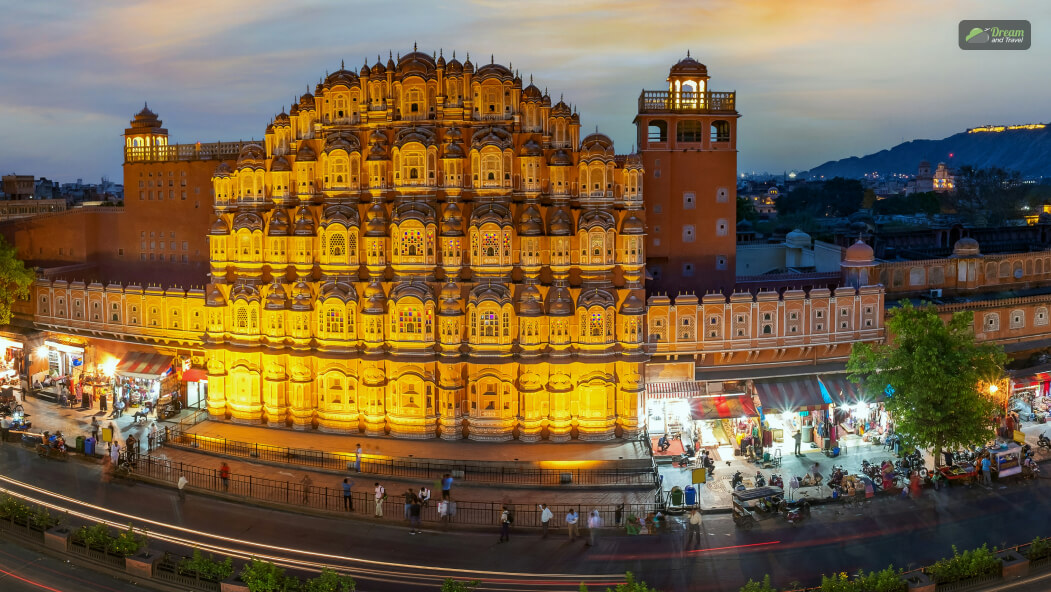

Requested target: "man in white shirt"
[
  {"left": 686, "top": 508, "right": 703, "bottom": 547},
  {"left": 0, "top": 415, "right": 10, "bottom": 445},
  {"left": 566, "top": 509, "right": 579, "bottom": 541},
  {"left": 374, "top": 483, "right": 386, "bottom": 517},
  {"left": 177, "top": 475, "right": 188, "bottom": 501},
  {"left": 539, "top": 503, "right": 554, "bottom": 538},
  {"left": 586, "top": 510, "right": 603, "bottom": 546}
]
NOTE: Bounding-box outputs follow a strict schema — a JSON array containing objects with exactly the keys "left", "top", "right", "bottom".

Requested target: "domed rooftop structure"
[
  {"left": 842, "top": 239, "right": 875, "bottom": 267},
  {"left": 785, "top": 229, "right": 812, "bottom": 248},
  {"left": 548, "top": 149, "right": 572, "bottom": 167},
  {"left": 620, "top": 212, "right": 645, "bottom": 235},
  {"left": 517, "top": 204, "right": 543, "bottom": 236},
  {"left": 952, "top": 237, "right": 981, "bottom": 258},
  {"left": 265, "top": 282, "right": 288, "bottom": 309},
  {"left": 551, "top": 99, "right": 571, "bottom": 117},
  {"left": 442, "top": 141, "right": 465, "bottom": 159},
  {"left": 291, "top": 281, "right": 313, "bottom": 310},
  {"left": 366, "top": 201, "right": 388, "bottom": 236},
  {"left": 474, "top": 61, "right": 513, "bottom": 81},
  {"left": 268, "top": 208, "right": 290, "bottom": 236},
  {"left": 213, "top": 162, "right": 233, "bottom": 177},
  {"left": 396, "top": 48, "right": 437, "bottom": 78},
  {"left": 517, "top": 284, "right": 543, "bottom": 316},
  {"left": 441, "top": 202, "right": 463, "bottom": 235},
  {"left": 668, "top": 51, "right": 708, "bottom": 79},
  {"left": 206, "top": 285, "right": 226, "bottom": 306},
  {"left": 128, "top": 103, "right": 165, "bottom": 131},
  {"left": 519, "top": 139, "right": 542, "bottom": 157},
  {"left": 292, "top": 206, "right": 315, "bottom": 236},
  {"left": 547, "top": 208, "right": 572, "bottom": 236},
  {"left": 545, "top": 285, "right": 574, "bottom": 316},
  {"left": 522, "top": 83, "right": 542, "bottom": 101},
  {"left": 296, "top": 143, "right": 316, "bottom": 162},
  {"left": 620, "top": 293, "right": 645, "bottom": 315},
  {"left": 580, "top": 133, "right": 614, "bottom": 157},
  {"left": 270, "top": 155, "right": 291, "bottom": 172},
  {"left": 210, "top": 216, "right": 229, "bottom": 235}
]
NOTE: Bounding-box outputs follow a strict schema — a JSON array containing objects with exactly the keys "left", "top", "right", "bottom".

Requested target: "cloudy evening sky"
[{"left": 1, "top": 0, "right": 1046, "bottom": 183}]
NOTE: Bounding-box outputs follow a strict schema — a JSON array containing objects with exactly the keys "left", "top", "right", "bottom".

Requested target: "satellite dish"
[{"left": 1015, "top": 268, "right": 1024, "bottom": 279}]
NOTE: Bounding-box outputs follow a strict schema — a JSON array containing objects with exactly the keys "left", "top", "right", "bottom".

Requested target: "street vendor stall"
[
  {"left": 991, "top": 443, "right": 1023, "bottom": 479},
  {"left": 113, "top": 351, "right": 176, "bottom": 413}
]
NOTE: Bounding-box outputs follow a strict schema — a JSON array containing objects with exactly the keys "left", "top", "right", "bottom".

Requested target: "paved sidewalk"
[{"left": 184, "top": 419, "right": 650, "bottom": 464}]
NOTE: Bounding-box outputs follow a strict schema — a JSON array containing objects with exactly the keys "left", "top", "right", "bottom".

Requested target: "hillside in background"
[{"left": 804, "top": 125, "right": 1051, "bottom": 179}]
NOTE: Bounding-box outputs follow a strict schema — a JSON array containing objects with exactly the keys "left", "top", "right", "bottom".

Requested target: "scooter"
[
  {"left": 755, "top": 471, "right": 766, "bottom": 487},
  {"left": 780, "top": 498, "right": 811, "bottom": 524},
  {"left": 1038, "top": 432, "right": 1051, "bottom": 452},
  {"left": 731, "top": 470, "right": 744, "bottom": 490},
  {"left": 769, "top": 473, "right": 784, "bottom": 488}
]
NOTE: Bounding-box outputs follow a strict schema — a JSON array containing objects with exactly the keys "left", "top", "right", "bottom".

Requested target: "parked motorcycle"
[
  {"left": 780, "top": 498, "right": 811, "bottom": 524},
  {"left": 1038, "top": 432, "right": 1051, "bottom": 453},
  {"left": 769, "top": 473, "right": 784, "bottom": 488},
  {"left": 674, "top": 452, "right": 693, "bottom": 468},
  {"left": 755, "top": 471, "right": 766, "bottom": 487},
  {"left": 731, "top": 470, "right": 744, "bottom": 490}
]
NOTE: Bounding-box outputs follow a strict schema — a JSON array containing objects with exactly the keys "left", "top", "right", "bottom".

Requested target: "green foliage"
[
  {"left": 605, "top": 572, "right": 660, "bottom": 592},
  {"left": 30, "top": 507, "right": 58, "bottom": 530},
  {"left": 0, "top": 495, "right": 33, "bottom": 523},
  {"left": 240, "top": 558, "right": 300, "bottom": 592},
  {"left": 776, "top": 177, "right": 864, "bottom": 218},
  {"left": 0, "top": 236, "right": 34, "bottom": 325},
  {"left": 872, "top": 192, "right": 941, "bottom": 216},
  {"left": 737, "top": 196, "right": 759, "bottom": 223},
  {"left": 179, "top": 548, "right": 234, "bottom": 582},
  {"left": 848, "top": 302, "right": 1005, "bottom": 466},
  {"left": 738, "top": 575, "right": 777, "bottom": 592},
  {"left": 303, "top": 569, "right": 355, "bottom": 592},
  {"left": 1025, "top": 537, "right": 1051, "bottom": 561},
  {"left": 953, "top": 165, "right": 1026, "bottom": 226},
  {"left": 440, "top": 580, "right": 479, "bottom": 592},
  {"left": 819, "top": 567, "right": 904, "bottom": 592},
  {"left": 74, "top": 523, "right": 112, "bottom": 551},
  {"left": 925, "top": 545, "right": 1000, "bottom": 584},
  {"left": 109, "top": 524, "right": 144, "bottom": 557}
]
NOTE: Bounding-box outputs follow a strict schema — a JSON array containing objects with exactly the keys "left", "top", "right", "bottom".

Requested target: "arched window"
[
  {"left": 398, "top": 305, "right": 421, "bottom": 335},
  {"left": 325, "top": 307, "right": 344, "bottom": 336},
  {"left": 676, "top": 120, "right": 704, "bottom": 142},
  {"left": 589, "top": 310, "right": 603, "bottom": 337},
  {"left": 711, "top": 120, "right": 731, "bottom": 143},
  {"left": 647, "top": 120, "right": 668, "bottom": 143},
  {"left": 236, "top": 307, "right": 248, "bottom": 331},
  {"left": 481, "top": 309, "right": 498, "bottom": 338},
  {"left": 329, "top": 232, "right": 345, "bottom": 257}
]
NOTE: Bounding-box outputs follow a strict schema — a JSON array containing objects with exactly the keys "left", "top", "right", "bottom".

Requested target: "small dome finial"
[
  {"left": 529, "top": 74, "right": 533, "bottom": 84},
  {"left": 687, "top": 49, "right": 691, "bottom": 58},
  {"left": 414, "top": 41, "right": 417, "bottom": 51},
  {"left": 490, "top": 53, "right": 494, "bottom": 64},
  {"left": 340, "top": 59, "right": 344, "bottom": 69}
]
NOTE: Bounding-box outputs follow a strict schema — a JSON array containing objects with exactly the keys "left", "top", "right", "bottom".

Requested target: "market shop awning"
[
  {"left": 689, "top": 394, "right": 757, "bottom": 421},
  {"left": 115, "top": 351, "right": 174, "bottom": 380},
  {"left": 645, "top": 381, "right": 704, "bottom": 399},
  {"left": 753, "top": 377, "right": 830, "bottom": 413},
  {"left": 181, "top": 368, "right": 208, "bottom": 382},
  {"left": 817, "top": 375, "right": 871, "bottom": 405}
]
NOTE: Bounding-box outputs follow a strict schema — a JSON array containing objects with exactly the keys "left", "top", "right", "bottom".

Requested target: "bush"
[
  {"left": 179, "top": 549, "right": 234, "bottom": 581},
  {"left": 304, "top": 568, "right": 355, "bottom": 592},
  {"left": 1026, "top": 537, "right": 1051, "bottom": 561},
  {"left": 109, "top": 524, "right": 144, "bottom": 557},
  {"left": 72, "top": 523, "right": 142, "bottom": 557},
  {"left": 819, "top": 568, "right": 903, "bottom": 592},
  {"left": 240, "top": 558, "right": 300, "bottom": 592},
  {"left": 30, "top": 507, "right": 58, "bottom": 530},
  {"left": 0, "top": 495, "right": 32, "bottom": 523},
  {"left": 925, "top": 545, "right": 1000, "bottom": 584},
  {"left": 74, "top": 523, "right": 112, "bottom": 551},
  {"left": 441, "top": 580, "right": 479, "bottom": 592},
  {"left": 739, "top": 576, "right": 777, "bottom": 592}
]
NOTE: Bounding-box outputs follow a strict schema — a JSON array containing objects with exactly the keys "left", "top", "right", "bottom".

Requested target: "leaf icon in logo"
[{"left": 965, "top": 27, "right": 990, "bottom": 43}]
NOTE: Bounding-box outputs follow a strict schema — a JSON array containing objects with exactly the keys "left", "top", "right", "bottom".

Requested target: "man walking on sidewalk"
[
  {"left": 354, "top": 444, "right": 362, "bottom": 472},
  {"left": 441, "top": 473, "right": 453, "bottom": 500},
  {"left": 539, "top": 503, "right": 553, "bottom": 538},
  {"left": 301, "top": 474, "right": 313, "bottom": 504},
  {"left": 177, "top": 475, "right": 188, "bottom": 501},
  {"left": 374, "top": 483, "right": 386, "bottom": 517},
  {"left": 793, "top": 430, "right": 802, "bottom": 456},
  {"left": 498, "top": 506, "right": 512, "bottom": 543},
  {"left": 586, "top": 510, "right": 602, "bottom": 547},
  {"left": 566, "top": 509, "right": 579, "bottom": 541},
  {"left": 686, "top": 508, "right": 702, "bottom": 547},
  {"left": 219, "top": 462, "right": 230, "bottom": 491},
  {"left": 342, "top": 478, "right": 354, "bottom": 511},
  {"left": 148, "top": 421, "right": 158, "bottom": 452}
]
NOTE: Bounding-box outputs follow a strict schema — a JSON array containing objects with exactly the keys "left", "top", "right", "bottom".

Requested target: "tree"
[
  {"left": 776, "top": 177, "right": 864, "bottom": 218},
  {"left": 847, "top": 301, "right": 1006, "bottom": 468},
  {"left": 736, "top": 196, "right": 759, "bottom": 223},
  {"left": 0, "top": 236, "right": 34, "bottom": 325},
  {"left": 441, "top": 580, "right": 479, "bottom": 592},
  {"left": 578, "top": 572, "right": 660, "bottom": 592}
]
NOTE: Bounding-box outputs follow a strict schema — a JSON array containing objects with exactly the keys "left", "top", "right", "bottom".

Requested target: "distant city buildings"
[{"left": 0, "top": 174, "right": 122, "bottom": 222}]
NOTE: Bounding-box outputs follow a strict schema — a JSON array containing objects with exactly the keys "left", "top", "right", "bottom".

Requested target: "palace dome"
[
  {"left": 785, "top": 229, "right": 812, "bottom": 248},
  {"left": 517, "top": 284, "right": 543, "bottom": 316},
  {"left": 952, "top": 237, "right": 981, "bottom": 257},
  {"left": 210, "top": 216, "right": 229, "bottom": 235},
  {"left": 296, "top": 143, "right": 316, "bottom": 162},
  {"left": 265, "top": 283, "right": 288, "bottom": 309},
  {"left": 441, "top": 202, "right": 463, "bottom": 235},
  {"left": 842, "top": 239, "right": 875, "bottom": 267},
  {"left": 620, "top": 293, "right": 645, "bottom": 315},
  {"left": 518, "top": 204, "right": 543, "bottom": 236},
  {"left": 268, "top": 208, "right": 290, "bottom": 236},
  {"left": 669, "top": 53, "right": 708, "bottom": 78},
  {"left": 548, "top": 149, "right": 572, "bottom": 166},
  {"left": 270, "top": 156, "right": 291, "bottom": 172},
  {"left": 620, "top": 212, "right": 645, "bottom": 235},
  {"left": 551, "top": 100, "right": 571, "bottom": 117},
  {"left": 547, "top": 208, "right": 572, "bottom": 236},
  {"left": 545, "top": 285, "right": 574, "bottom": 316},
  {"left": 366, "top": 201, "right": 388, "bottom": 236},
  {"left": 292, "top": 207, "right": 315, "bottom": 236},
  {"left": 522, "top": 84, "right": 542, "bottom": 101}
]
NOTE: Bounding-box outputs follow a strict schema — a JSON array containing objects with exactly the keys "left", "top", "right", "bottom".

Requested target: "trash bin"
[
  {"left": 101, "top": 427, "right": 113, "bottom": 442},
  {"left": 75, "top": 435, "right": 85, "bottom": 453},
  {"left": 84, "top": 437, "right": 95, "bottom": 457},
  {"left": 684, "top": 485, "right": 697, "bottom": 507},
  {"left": 669, "top": 486, "right": 684, "bottom": 507}
]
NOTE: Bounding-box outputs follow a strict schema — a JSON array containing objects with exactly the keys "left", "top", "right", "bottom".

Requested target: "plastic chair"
[{"left": 772, "top": 449, "right": 782, "bottom": 468}]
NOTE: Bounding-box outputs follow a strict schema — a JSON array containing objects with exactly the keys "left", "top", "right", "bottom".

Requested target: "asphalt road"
[
  {"left": 0, "top": 538, "right": 145, "bottom": 592},
  {"left": 0, "top": 442, "right": 1048, "bottom": 592}
]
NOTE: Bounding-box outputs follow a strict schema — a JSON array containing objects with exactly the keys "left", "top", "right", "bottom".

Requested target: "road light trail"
[{"left": 0, "top": 475, "right": 624, "bottom": 591}]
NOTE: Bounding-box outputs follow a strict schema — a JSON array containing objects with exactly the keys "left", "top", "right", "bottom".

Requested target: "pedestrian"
[
  {"left": 793, "top": 430, "right": 802, "bottom": 456},
  {"left": 615, "top": 504, "right": 624, "bottom": 526},
  {"left": 909, "top": 471, "right": 922, "bottom": 499},
  {"left": 301, "top": 474, "right": 312, "bottom": 504},
  {"left": 686, "top": 508, "right": 702, "bottom": 547},
  {"left": 90, "top": 416, "right": 99, "bottom": 443},
  {"left": 342, "top": 478, "right": 354, "bottom": 511},
  {"left": 441, "top": 473, "right": 453, "bottom": 500},
  {"left": 374, "top": 483, "right": 386, "bottom": 517},
  {"left": 0, "top": 414, "right": 10, "bottom": 445},
  {"left": 99, "top": 392, "right": 107, "bottom": 412},
  {"left": 586, "top": 510, "right": 602, "bottom": 547},
  {"left": 354, "top": 443, "right": 362, "bottom": 472},
  {"left": 110, "top": 441, "right": 120, "bottom": 465},
  {"left": 403, "top": 488, "right": 416, "bottom": 520},
  {"left": 177, "top": 475, "right": 188, "bottom": 501},
  {"left": 148, "top": 421, "right": 157, "bottom": 452},
  {"left": 417, "top": 485, "right": 431, "bottom": 508},
  {"left": 566, "top": 509, "right": 579, "bottom": 541},
  {"left": 409, "top": 498, "right": 422, "bottom": 534},
  {"left": 438, "top": 498, "right": 450, "bottom": 527},
  {"left": 499, "top": 506, "right": 512, "bottom": 542},
  {"left": 981, "top": 454, "right": 992, "bottom": 487},
  {"left": 539, "top": 503, "right": 553, "bottom": 538},
  {"left": 219, "top": 462, "right": 230, "bottom": 491}
]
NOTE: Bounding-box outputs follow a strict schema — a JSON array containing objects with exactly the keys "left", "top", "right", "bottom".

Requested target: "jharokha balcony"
[{"left": 637, "top": 90, "right": 737, "bottom": 114}]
